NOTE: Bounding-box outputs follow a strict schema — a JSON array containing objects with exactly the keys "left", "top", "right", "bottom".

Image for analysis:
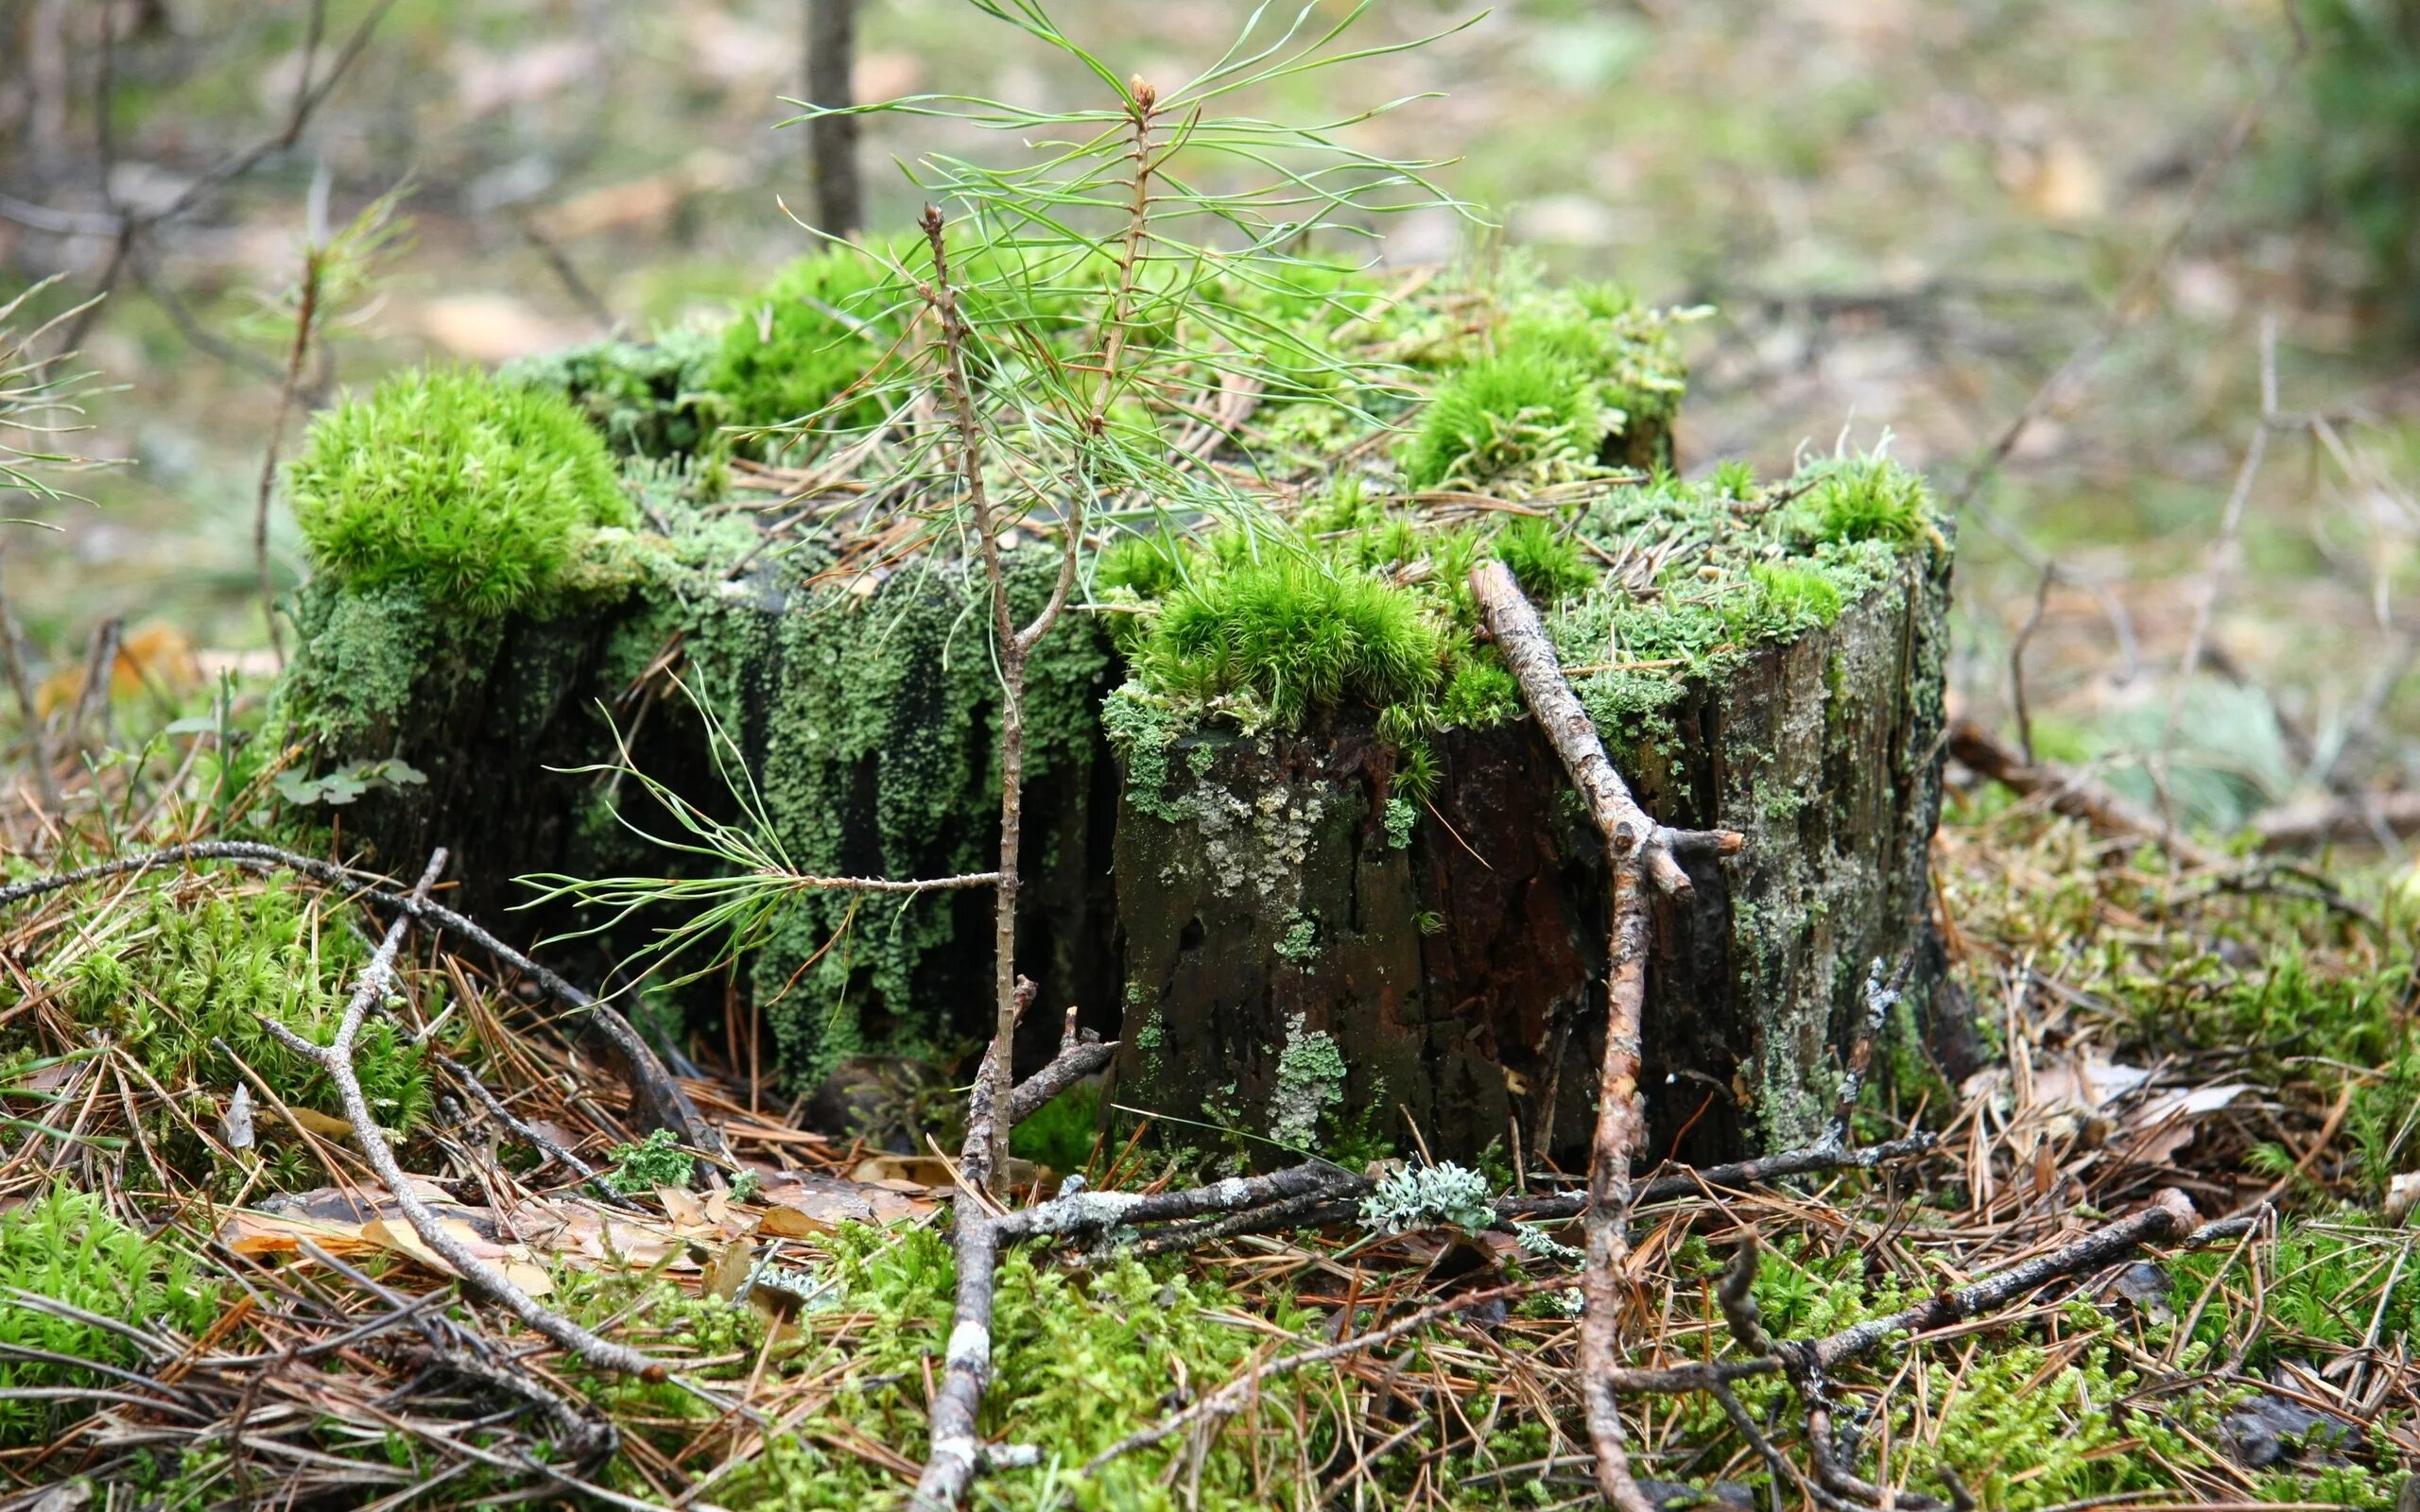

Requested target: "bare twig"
[
  {"left": 1470, "top": 558, "right": 1678, "bottom": 1512},
  {"left": 261, "top": 850, "right": 665, "bottom": 1382}
]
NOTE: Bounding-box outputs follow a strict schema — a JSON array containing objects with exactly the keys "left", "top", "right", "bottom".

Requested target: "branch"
[
  {"left": 1947, "top": 717, "right": 2222, "bottom": 869},
  {"left": 260, "top": 850, "right": 665, "bottom": 1382},
  {"left": 1472, "top": 557, "right": 1668, "bottom": 1512}
]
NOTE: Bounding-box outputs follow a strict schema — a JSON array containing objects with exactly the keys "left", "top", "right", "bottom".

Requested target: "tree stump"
[{"left": 1107, "top": 507, "right": 1955, "bottom": 1168}]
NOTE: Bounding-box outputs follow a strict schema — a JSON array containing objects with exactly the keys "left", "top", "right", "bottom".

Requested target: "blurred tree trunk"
[{"left": 805, "top": 0, "right": 863, "bottom": 236}]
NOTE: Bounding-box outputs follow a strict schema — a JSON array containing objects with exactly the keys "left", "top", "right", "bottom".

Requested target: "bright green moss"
[
  {"left": 1138, "top": 551, "right": 1445, "bottom": 728},
  {"left": 1399, "top": 346, "right": 1603, "bottom": 490},
  {"left": 704, "top": 1224, "right": 1320, "bottom": 1511},
  {"left": 0, "top": 1185, "right": 221, "bottom": 1446},
  {"left": 602, "top": 1127, "right": 695, "bottom": 1194},
  {"left": 35, "top": 880, "right": 433, "bottom": 1180},
  {"left": 1495, "top": 514, "right": 1599, "bottom": 603},
  {"left": 288, "top": 367, "right": 632, "bottom": 617},
  {"left": 1799, "top": 454, "right": 1931, "bottom": 545},
  {"left": 708, "top": 247, "right": 902, "bottom": 438}
]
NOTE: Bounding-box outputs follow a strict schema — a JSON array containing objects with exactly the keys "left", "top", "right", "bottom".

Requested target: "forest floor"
[{"left": 0, "top": 715, "right": 2408, "bottom": 1510}]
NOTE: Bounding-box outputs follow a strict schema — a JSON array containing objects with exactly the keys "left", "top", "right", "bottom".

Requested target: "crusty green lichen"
[{"left": 1270, "top": 1011, "right": 1345, "bottom": 1148}]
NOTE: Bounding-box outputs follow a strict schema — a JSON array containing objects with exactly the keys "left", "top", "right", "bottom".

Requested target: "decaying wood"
[{"left": 259, "top": 849, "right": 666, "bottom": 1383}]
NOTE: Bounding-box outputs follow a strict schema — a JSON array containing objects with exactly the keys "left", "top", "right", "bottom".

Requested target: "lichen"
[
  {"left": 1270, "top": 1011, "right": 1344, "bottom": 1148},
  {"left": 1358, "top": 1160, "right": 1495, "bottom": 1234},
  {"left": 1274, "top": 910, "right": 1320, "bottom": 962}
]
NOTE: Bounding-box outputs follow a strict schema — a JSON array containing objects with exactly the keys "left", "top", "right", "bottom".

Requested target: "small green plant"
[
  {"left": 1138, "top": 549, "right": 1446, "bottom": 729},
  {"left": 1800, "top": 453, "right": 1929, "bottom": 545},
  {"left": 1495, "top": 514, "right": 1599, "bottom": 603},
  {"left": 2293, "top": 0, "right": 2420, "bottom": 331},
  {"left": 1400, "top": 346, "right": 1603, "bottom": 490},
  {"left": 603, "top": 1127, "right": 695, "bottom": 1194},
  {"left": 0, "top": 1184, "right": 220, "bottom": 1445},
  {"left": 288, "top": 366, "right": 632, "bottom": 616}
]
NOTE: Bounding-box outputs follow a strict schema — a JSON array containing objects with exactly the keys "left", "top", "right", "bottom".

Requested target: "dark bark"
[
  {"left": 805, "top": 0, "right": 862, "bottom": 236},
  {"left": 1111, "top": 547, "right": 1953, "bottom": 1165}
]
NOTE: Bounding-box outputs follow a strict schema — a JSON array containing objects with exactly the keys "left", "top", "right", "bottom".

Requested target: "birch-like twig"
[{"left": 260, "top": 850, "right": 665, "bottom": 1382}]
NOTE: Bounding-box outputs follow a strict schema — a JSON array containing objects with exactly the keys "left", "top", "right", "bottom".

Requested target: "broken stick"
[{"left": 1471, "top": 558, "right": 1743, "bottom": 1512}]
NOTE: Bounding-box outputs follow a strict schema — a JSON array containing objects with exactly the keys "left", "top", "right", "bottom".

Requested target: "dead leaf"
[
  {"left": 222, "top": 1084, "right": 254, "bottom": 1151},
  {"left": 285, "top": 1107, "right": 354, "bottom": 1140},
  {"left": 759, "top": 1169, "right": 934, "bottom": 1235},
  {"left": 2387, "top": 1171, "right": 2419, "bottom": 1225}
]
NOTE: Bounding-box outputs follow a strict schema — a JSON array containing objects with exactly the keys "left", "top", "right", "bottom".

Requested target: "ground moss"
[
  {"left": 0, "top": 1185, "right": 220, "bottom": 1446},
  {"left": 709, "top": 1223, "right": 1321, "bottom": 1511},
  {"left": 26, "top": 877, "right": 432, "bottom": 1184}
]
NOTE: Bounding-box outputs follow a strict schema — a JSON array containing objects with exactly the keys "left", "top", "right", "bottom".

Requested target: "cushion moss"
[{"left": 288, "top": 366, "right": 632, "bottom": 617}]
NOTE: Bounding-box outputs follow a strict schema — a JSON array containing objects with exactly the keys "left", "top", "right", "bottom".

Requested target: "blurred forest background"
[{"left": 1, "top": 0, "right": 2416, "bottom": 838}]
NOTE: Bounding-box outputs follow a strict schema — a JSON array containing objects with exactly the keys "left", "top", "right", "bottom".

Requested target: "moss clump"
[
  {"left": 714, "top": 1225, "right": 1321, "bottom": 1512},
  {"left": 1137, "top": 550, "right": 1444, "bottom": 730},
  {"left": 502, "top": 326, "right": 722, "bottom": 458},
  {"left": 289, "top": 367, "right": 632, "bottom": 617},
  {"left": 1495, "top": 514, "right": 1598, "bottom": 603},
  {"left": 708, "top": 247, "right": 900, "bottom": 438},
  {"left": 1399, "top": 283, "right": 1687, "bottom": 490},
  {"left": 1399, "top": 345, "right": 1605, "bottom": 491},
  {"left": 0, "top": 1185, "right": 220, "bottom": 1446},
  {"left": 41, "top": 878, "right": 431, "bottom": 1183},
  {"left": 1797, "top": 453, "right": 1932, "bottom": 545}
]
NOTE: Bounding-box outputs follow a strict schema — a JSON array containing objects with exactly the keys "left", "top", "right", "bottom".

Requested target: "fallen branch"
[
  {"left": 1474, "top": 558, "right": 1714, "bottom": 1512},
  {"left": 1947, "top": 718, "right": 2222, "bottom": 869},
  {"left": 260, "top": 850, "right": 665, "bottom": 1383},
  {"left": 1605, "top": 1188, "right": 2199, "bottom": 1396},
  {"left": 0, "top": 839, "right": 721, "bottom": 1154},
  {"left": 911, "top": 1006, "right": 1134, "bottom": 1511},
  {"left": 2250, "top": 789, "right": 2420, "bottom": 850}
]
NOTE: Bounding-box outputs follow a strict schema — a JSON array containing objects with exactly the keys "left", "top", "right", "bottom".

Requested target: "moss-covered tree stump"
[
  {"left": 1102, "top": 474, "right": 1954, "bottom": 1167},
  {"left": 268, "top": 250, "right": 1957, "bottom": 1164}
]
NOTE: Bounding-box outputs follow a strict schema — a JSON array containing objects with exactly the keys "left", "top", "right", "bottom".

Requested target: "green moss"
[
  {"left": 715, "top": 1225, "right": 1320, "bottom": 1511},
  {"left": 654, "top": 546, "right": 1114, "bottom": 1087},
  {"left": 1797, "top": 453, "right": 1931, "bottom": 546},
  {"left": 1495, "top": 514, "right": 1598, "bottom": 603},
  {"left": 34, "top": 878, "right": 431, "bottom": 1182},
  {"left": 708, "top": 247, "right": 901, "bottom": 439},
  {"left": 1138, "top": 551, "right": 1444, "bottom": 729},
  {"left": 1399, "top": 346, "right": 1604, "bottom": 491},
  {"left": 288, "top": 367, "right": 632, "bottom": 617},
  {"left": 275, "top": 582, "right": 435, "bottom": 746},
  {"left": 0, "top": 1185, "right": 221, "bottom": 1445},
  {"left": 502, "top": 326, "right": 722, "bottom": 458},
  {"left": 1100, "top": 683, "right": 1190, "bottom": 821},
  {"left": 1009, "top": 1080, "right": 1101, "bottom": 1172}
]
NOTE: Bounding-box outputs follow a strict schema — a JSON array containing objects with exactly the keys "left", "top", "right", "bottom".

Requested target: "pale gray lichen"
[
  {"left": 1275, "top": 910, "right": 1320, "bottom": 962},
  {"left": 1513, "top": 1221, "right": 1583, "bottom": 1265},
  {"left": 1358, "top": 1160, "right": 1495, "bottom": 1235},
  {"left": 1270, "top": 1012, "right": 1345, "bottom": 1149}
]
